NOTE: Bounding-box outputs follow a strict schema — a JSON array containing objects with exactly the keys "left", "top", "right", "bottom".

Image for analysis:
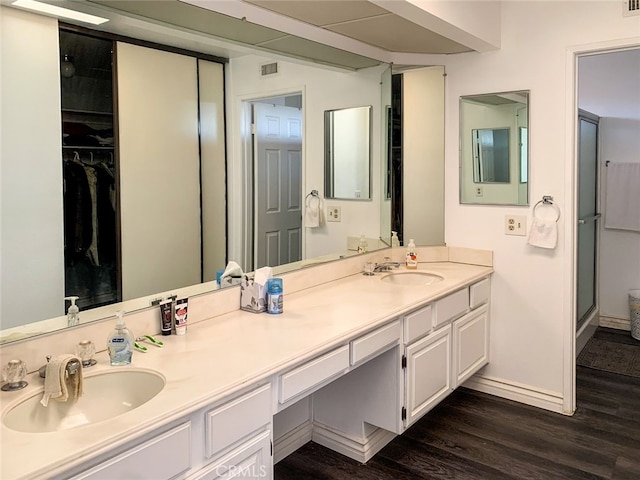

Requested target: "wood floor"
[{"left": 275, "top": 332, "right": 640, "bottom": 479}]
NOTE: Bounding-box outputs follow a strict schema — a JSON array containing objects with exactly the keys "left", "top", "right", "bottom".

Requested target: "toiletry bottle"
[
  {"left": 107, "top": 311, "right": 134, "bottom": 365},
  {"left": 267, "top": 278, "right": 283, "bottom": 314},
  {"left": 391, "top": 231, "right": 400, "bottom": 248},
  {"left": 406, "top": 239, "right": 418, "bottom": 269},
  {"left": 65, "top": 296, "right": 80, "bottom": 327},
  {"left": 357, "top": 235, "right": 369, "bottom": 254}
]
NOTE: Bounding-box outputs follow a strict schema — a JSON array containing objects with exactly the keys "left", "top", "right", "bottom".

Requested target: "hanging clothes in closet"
[{"left": 63, "top": 152, "right": 117, "bottom": 309}]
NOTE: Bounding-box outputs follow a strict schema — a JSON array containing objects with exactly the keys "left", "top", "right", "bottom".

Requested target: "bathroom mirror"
[
  {"left": 0, "top": 6, "right": 395, "bottom": 343},
  {"left": 324, "top": 106, "right": 372, "bottom": 200},
  {"left": 459, "top": 91, "right": 529, "bottom": 205},
  {"left": 472, "top": 127, "right": 510, "bottom": 183}
]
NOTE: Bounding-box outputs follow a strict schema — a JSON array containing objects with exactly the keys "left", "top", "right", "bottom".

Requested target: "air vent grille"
[
  {"left": 260, "top": 62, "right": 278, "bottom": 77},
  {"left": 624, "top": 0, "right": 640, "bottom": 16}
]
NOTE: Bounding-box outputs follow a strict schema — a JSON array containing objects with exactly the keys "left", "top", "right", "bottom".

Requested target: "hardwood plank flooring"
[{"left": 275, "top": 330, "right": 640, "bottom": 479}]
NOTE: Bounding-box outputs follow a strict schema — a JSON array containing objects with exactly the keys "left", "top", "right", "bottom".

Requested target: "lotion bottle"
[
  {"left": 405, "top": 239, "right": 418, "bottom": 269},
  {"left": 107, "top": 311, "right": 133, "bottom": 365}
]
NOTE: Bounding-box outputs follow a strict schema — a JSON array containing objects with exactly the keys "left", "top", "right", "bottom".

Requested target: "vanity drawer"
[
  {"left": 279, "top": 345, "right": 349, "bottom": 404},
  {"left": 70, "top": 422, "right": 191, "bottom": 480},
  {"left": 404, "top": 305, "right": 433, "bottom": 344},
  {"left": 433, "top": 288, "right": 469, "bottom": 328},
  {"left": 205, "top": 384, "right": 272, "bottom": 459},
  {"left": 470, "top": 278, "right": 490, "bottom": 309},
  {"left": 350, "top": 320, "right": 401, "bottom": 365}
]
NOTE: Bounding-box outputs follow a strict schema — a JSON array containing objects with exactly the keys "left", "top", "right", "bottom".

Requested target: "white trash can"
[{"left": 630, "top": 289, "right": 640, "bottom": 341}]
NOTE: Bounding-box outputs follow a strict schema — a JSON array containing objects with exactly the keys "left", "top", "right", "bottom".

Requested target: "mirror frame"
[{"left": 459, "top": 90, "right": 530, "bottom": 206}]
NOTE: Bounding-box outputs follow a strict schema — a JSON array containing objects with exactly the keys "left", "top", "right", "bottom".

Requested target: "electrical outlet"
[
  {"left": 327, "top": 206, "right": 341, "bottom": 222},
  {"left": 505, "top": 215, "right": 527, "bottom": 236}
]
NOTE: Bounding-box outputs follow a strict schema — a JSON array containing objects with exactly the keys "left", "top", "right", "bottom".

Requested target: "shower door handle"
[{"left": 578, "top": 213, "right": 601, "bottom": 224}]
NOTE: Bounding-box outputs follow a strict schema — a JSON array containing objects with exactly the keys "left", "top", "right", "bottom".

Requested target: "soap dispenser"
[
  {"left": 357, "top": 235, "right": 369, "bottom": 254},
  {"left": 65, "top": 296, "right": 80, "bottom": 327},
  {"left": 391, "top": 231, "right": 400, "bottom": 248},
  {"left": 107, "top": 311, "right": 134, "bottom": 366},
  {"left": 406, "top": 239, "right": 418, "bottom": 269}
]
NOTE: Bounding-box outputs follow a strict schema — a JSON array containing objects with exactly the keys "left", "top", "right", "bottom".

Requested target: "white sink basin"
[
  {"left": 3, "top": 369, "right": 165, "bottom": 433},
  {"left": 381, "top": 271, "right": 444, "bottom": 286}
]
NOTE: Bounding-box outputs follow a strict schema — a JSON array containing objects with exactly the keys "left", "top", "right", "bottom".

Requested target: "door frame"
[
  {"left": 565, "top": 38, "right": 640, "bottom": 415},
  {"left": 239, "top": 88, "right": 305, "bottom": 272}
]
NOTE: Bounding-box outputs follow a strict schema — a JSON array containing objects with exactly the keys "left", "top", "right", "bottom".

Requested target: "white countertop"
[{"left": 0, "top": 261, "right": 492, "bottom": 480}]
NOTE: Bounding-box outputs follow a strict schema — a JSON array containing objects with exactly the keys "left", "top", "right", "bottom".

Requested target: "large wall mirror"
[
  {"left": 0, "top": 5, "right": 397, "bottom": 344},
  {"left": 460, "top": 90, "right": 530, "bottom": 205},
  {"left": 324, "top": 106, "right": 372, "bottom": 200}
]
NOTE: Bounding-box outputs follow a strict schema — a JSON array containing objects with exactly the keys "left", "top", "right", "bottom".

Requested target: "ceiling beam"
[{"left": 372, "top": 0, "right": 501, "bottom": 53}]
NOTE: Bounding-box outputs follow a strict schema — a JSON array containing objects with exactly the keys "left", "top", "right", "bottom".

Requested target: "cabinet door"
[
  {"left": 404, "top": 325, "right": 452, "bottom": 428},
  {"left": 70, "top": 422, "right": 191, "bottom": 480},
  {"left": 452, "top": 304, "right": 489, "bottom": 388},
  {"left": 190, "top": 430, "right": 272, "bottom": 480}
]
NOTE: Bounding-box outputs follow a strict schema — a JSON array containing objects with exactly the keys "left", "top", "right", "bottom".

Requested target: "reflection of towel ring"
[{"left": 533, "top": 197, "right": 561, "bottom": 222}]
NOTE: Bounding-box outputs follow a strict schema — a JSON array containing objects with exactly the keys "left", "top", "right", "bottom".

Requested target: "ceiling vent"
[
  {"left": 623, "top": 0, "right": 640, "bottom": 16},
  {"left": 260, "top": 62, "right": 279, "bottom": 77}
]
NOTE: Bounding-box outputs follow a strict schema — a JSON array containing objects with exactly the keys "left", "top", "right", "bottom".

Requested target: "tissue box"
[
  {"left": 220, "top": 276, "right": 242, "bottom": 289},
  {"left": 240, "top": 276, "right": 267, "bottom": 313}
]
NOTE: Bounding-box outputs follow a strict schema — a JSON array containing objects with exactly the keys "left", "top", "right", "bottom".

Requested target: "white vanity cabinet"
[
  {"left": 401, "top": 277, "right": 490, "bottom": 429},
  {"left": 61, "top": 384, "right": 273, "bottom": 480},
  {"left": 403, "top": 323, "right": 452, "bottom": 427}
]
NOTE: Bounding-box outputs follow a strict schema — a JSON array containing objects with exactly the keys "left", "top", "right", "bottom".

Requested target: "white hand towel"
[
  {"left": 40, "top": 354, "right": 83, "bottom": 407},
  {"left": 527, "top": 218, "right": 557, "bottom": 249},
  {"left": 605, "top": 162, "right": 640, "bottom": 232},
  {"left": 304, "top": 195, "right": 321, "bottom": 228}
]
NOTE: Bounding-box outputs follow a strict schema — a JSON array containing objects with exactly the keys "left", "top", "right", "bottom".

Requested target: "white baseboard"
[
  {"left": 312, "top": 421, "right": 396, "bottom": 464},
  {"left": 273, "top": 420, "right": 312, "bottom": 464},
  {"left": 463, "top": 374, "right": 568, "bottom": 415},
  {"left": 599, "top": 315, "right": 630, "bottom": 331}
]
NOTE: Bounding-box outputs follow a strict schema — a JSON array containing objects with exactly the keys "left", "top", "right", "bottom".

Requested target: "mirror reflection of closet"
[{"left": 60, "top": 29, "right": 120, "bottom": 312}]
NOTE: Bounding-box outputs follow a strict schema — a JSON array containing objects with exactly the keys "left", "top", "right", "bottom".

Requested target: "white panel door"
[
  {"left": 254, "top": 103, "right": 302, "bottom": 269},
  {"left": 117, "top": 42, "right": 201, "bottom": 300}
]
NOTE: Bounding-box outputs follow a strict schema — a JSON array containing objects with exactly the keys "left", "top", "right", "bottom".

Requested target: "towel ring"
[
  {"left": 533, "top": 198, "right": 561, "bottom": 222},
  {"left": 305, "top": 189, "right": 319, "bottom": 200}
]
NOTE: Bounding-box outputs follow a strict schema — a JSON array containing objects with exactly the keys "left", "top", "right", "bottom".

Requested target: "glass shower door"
[{"left": 576, "top": 111, "right": 600, "bottom": 330}]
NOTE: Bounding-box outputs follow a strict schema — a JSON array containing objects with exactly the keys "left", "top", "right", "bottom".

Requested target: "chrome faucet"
[{"left": 373, "top": 261, "right": 400, "bottom": 272}]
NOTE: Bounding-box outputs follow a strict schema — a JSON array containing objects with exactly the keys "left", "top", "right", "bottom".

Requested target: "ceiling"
[
  {"left": 243, "top": 0, "right": 471, "bottom": 55},
  {"left": 81, "top": 0, "right": 473, "bottom": 69}
]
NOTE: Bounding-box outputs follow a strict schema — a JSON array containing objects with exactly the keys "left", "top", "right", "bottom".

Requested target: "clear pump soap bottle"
[
  {"left": 65, "top": 296, "right": 80, "bottom": 327},
  {"left": 107, "top": 311, "right": 134, "bottom": 366}
]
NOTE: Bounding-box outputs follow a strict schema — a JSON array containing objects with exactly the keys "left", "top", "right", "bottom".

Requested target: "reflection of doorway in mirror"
[{"left": 252, "top": 98, "right": 303, "bottom": 270}]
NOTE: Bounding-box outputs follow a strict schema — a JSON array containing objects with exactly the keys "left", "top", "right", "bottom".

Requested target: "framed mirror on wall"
[
  {"left": 324, "top": 106, "right": 372, "bottom": 200},
  {"left": 460, "top": 90, "right": 530, "bottom": 205}
]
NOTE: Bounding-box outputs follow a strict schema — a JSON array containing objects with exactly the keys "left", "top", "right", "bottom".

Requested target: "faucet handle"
[{"left": 2, "top": 359, "right": 28, "bottom": 391}]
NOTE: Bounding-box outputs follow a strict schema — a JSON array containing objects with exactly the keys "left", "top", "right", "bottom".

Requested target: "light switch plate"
[{"left": 505, "top": 215, "right": 527, "bottom": 236}]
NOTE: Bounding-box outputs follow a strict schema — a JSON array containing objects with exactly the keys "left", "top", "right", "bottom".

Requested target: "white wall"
[
  {"left": 226, "top": 55, "right": 386, "bottom": 264},
  {"left": 599, "top": 118, "right": 640, "bottom": 321},
  {"left": 0, "top": 8, "right": 64, "bottom": 328},
  {"left": 443, "top": 1, "right": 640, "bottom": 412}
]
